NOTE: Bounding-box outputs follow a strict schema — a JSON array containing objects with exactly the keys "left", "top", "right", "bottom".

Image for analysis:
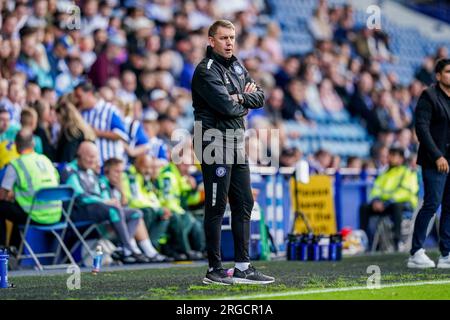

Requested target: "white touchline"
[{"left": 216, "top": 279, "right": 450, "bottom": 300}]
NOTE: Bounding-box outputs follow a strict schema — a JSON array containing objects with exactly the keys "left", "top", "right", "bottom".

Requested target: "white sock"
[
  {"left": 123, "top": 248, "right": 133, "bottom": 256},
  {"left": 138, "top": 239, "right": 158, "bottom": 258},
  {"left": 129, "top": 238, "right": 142, "bottom": 254},
  {"left": 235, "top": 262, "right": 250, "bottom": 272}
]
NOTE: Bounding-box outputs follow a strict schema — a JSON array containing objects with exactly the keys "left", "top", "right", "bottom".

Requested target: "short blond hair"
[
  {"left": 20, "top": 107, "right": 38, "bottom": 128},
  {"left": 208, "top": 20, "right": 235, "bottom": 37}
]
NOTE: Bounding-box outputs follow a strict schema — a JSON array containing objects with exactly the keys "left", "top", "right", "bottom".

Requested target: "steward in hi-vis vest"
[{"left": 0, "top": 129, "right": 61, "bottom": 247}]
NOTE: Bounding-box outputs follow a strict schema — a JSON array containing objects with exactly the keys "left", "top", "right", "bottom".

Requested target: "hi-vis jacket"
[
  {"left": 156, "top": 163, "right": 201, "bottom": 215},
  {"left": 122, "top": 165, "right": 162, "bottom": 210},
  {"left": 369, "top": 165, "right": 419, "bottom": 209}
]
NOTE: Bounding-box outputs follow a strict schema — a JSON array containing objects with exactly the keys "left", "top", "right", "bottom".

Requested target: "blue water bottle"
[
  {"left": 0, "top": 249, "right": 9, "bottom": 288},
  {"left": 309, "top": 235, "right": 321, "bottom": 261},
  {"left": 336, "top": 234, "right": 343, "bottom": 261},
  {"left": 298, "top": 234, "right": 309, "bottom": 261},
  {"left": 329, "top": 235, "right": 337, "bottom": 261},
  {"left": 286, "top": 234, "right": 294, "bottom": 260},
  {"left": 92, "top": 245, "right": 103, "bottom": 275}
]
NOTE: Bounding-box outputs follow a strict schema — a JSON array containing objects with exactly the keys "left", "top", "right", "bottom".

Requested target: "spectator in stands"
[
  {"left": 54, "top": 98, "right": 96, "bottom": 163},
  {"left": 16, "top": 27, "right": 53, "bottom": 88},
  {"left": 0, "top": 79, "right": 8, "bottom": 102},
  {"left": 333, "top": 6, "right": 356, "bottom": 44},
  {"left": 265, "top": 87, "right": 284, "bottom": 124},
  {"left": 371, "top": 144, "right": 389, "bottom": 171},
  {"left": 397, "top": 128, "right": 416, "bottom": 159},
  {"left": 279, "top": 147, "right": 302, "bottom": 168},
  {"left": 0, "top": 129, "right": 61, "bottom": 247},
  {"left": 2, "top": 81, "right": 26, "bottom": 125},
  {"left": 47, "top": 35, "right": 73, "bottom": 82},
  {"left": 20, "top": 108, "right": 43, "bottom": 154},
  {"left": 55, "top": 56, "right": 85, "bottom": 97},
  {"left": 62, "top": 141, "right": 147, "bottom": 264},
  {"left": 25, "top": 81, "right": 42, "bottom": 105},
  {"left": 158, "top": 113, "right": 178, "bottom": 148},
  {"left": 434, "top": 46, "right": 448, "bottom": 62},
  {"left": 282, "top": 79, "right": 310, "bottom": 124},
  {"left": 88, "top": 34, "right": 126, "bottom": 88},
  {"left": 353, "top": 28, "right": 392, "bottom": 64},
  {"left": 0, "top": 105, "right": 20, "bottom": 170},
  {"left": 303, "top": 64, "right": 327, "bottom": 119},
  {"left": 308, "top": 7, "right": 333, "bottom": 41},
  {"left": 373, "top": 90, "right": 405, "bottom": 135},
  {"left": 148, "top": 89, "right": 170, "bottom": 114},
  {"left": 274, "top": 56, "right": 300, "bottom": 89},
  {"left": 260, "top": 22, "right": 283, "bottom": 69},
  {"left": 0, "top": 105, "right": 20, "bottom": 143},
  {"left": 359, "top": 147, "right": 419, "bottom": 251},
  {"left": 309, "top": 149, "right": 333, "bottom": 174},
  {"left": 141, "top": 109, "right": 169, "bottom": 161},
  {"left": 409, "top": 80, "right": 425, "bottom": 113},
  {"left": 41, "top": 87, "right": 58, "bottom": 108},
  {"left": 81, "top": 0, "right": 109, "bottom": 36},
  {"left": 349, "top": 72, "right": 376, "bottom": 133},
  {"left": 319, "top": 77, "right": 344, "bottom": 115},
  {"left": 117, "top": 70, "right": 138, "bottom": 104},
  {"left": 415, "top": 56, "right": 435, "bottom": 86},
  {"left": 346, "top": 156, "right": 363, "bottom": 170},
  {"left": 31, "top": 100, "right": 56, "bottom": 161},
  {"left": 74, "top": 81, "right": 128, "bottom": 165},
  {"left": 101, "top": 158, "right": 172, "bottom": 263}
]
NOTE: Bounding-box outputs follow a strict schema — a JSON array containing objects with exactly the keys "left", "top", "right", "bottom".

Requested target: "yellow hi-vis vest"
[
  {"left": 10, "top": 152, "right": 62, "bottom": 224},
  {"left": 369, "top": 165, "right": 419, "bottom": 209}
]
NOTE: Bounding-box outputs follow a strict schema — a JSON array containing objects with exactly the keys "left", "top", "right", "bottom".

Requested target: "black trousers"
[
  {"left": 359, "top": 202, "right": 406, "bottom": 246},
  {"left": 199, "top": 146, "right": 254, "bottom": 269},
  {"left": 0, "top": 200, "right": 43, "bottom": 247}
]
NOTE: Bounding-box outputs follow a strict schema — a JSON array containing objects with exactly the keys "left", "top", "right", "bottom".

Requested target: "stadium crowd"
[{"left": 0, "top": 0, "right": 448, "bottom": 262}]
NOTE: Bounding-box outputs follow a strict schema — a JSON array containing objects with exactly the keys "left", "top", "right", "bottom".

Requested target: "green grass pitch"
[{"left": 1, "top": 251, "right": 450, "bottom": 300}]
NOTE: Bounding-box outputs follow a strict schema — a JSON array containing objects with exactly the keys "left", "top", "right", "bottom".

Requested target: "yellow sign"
[{"left": 291, "top": 175, "right": 337, "bottom": 235}]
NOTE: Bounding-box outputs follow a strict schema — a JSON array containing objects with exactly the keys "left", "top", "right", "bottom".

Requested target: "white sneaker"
[
  {"left": 437, "top": 255, "right": 450, "bottom": 269},
  {"left": 407, "top": 249, "right": 436, "bottom": 269}
]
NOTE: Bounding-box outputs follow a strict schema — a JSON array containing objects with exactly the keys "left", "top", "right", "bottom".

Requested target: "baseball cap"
[
  {"left": 150, "top": 89, "right": 168, "bottom": 101},
  {"left": 157, "top": 113, "right": 176, "bottom": 122},
  {"left": 142, "top": 109, "right": 159, "bottom": 122},
  {"left": 56, "top": 35, "right": 74, "bottom": 51},
  {"left": 108, "top": 34, "right": 126, "bottom": 47},
  {"left": 131, "top": 48, "right": 147, "bottom": 57}
]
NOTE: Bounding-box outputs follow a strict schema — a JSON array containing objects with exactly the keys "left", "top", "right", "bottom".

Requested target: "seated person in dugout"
[
  {"left": 155, "top": 150, "right": 206, "bottom": 261},
  {"left": 101, "top": 158, "right": 173, "bottom": 263},
  {"left": 62, "top": 141, "right": 147, "bottom": 264},
  {"left": 0, "top": 129, "right": 61, "bottom": 247},
  {"left": 359, "top": 146, "right": 419, "bottom": 250},
  {"left": 122, "top": 154, "right": 187, "bottom": 260}
]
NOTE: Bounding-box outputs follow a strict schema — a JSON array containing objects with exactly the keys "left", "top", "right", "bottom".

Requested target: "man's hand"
[
  {"left": 244, "top": 82, "right": 258, "bottom": 93},
  {"left": 188, "top": 176, "right": 197, "bottom": 189},
  {"left": 105, "top": 198, "right": 121, "bottom": 207},
  {"left": 372, "top": 200, "right": 385, "bottom": 212},
  {"left": 436, "top": 156, "right": 449, "bottom": 174},
  {"left": 231, "top": 94, "right": 242, "bottom": 104}
]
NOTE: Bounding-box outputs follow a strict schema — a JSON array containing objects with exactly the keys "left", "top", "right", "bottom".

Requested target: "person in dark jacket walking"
[
  {"left": 191, "top": 20, "right": 274, "bottom": 285},
  {"left": 408, "top": 58, "right": 450, "bottom": 269}
]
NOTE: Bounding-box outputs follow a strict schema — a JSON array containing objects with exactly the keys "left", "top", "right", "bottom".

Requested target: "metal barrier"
[{"left": 249, "top": 167, "right": 383, "bottom": 255}]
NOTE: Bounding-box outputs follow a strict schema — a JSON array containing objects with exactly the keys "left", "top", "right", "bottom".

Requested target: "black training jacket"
[{"left": 191, "top": 46, "right": 265, "bottom": 142}]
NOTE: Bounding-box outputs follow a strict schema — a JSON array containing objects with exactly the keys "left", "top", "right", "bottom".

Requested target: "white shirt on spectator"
[{"left": 81, "top": 99, "right": 128, "bottom": 165}]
